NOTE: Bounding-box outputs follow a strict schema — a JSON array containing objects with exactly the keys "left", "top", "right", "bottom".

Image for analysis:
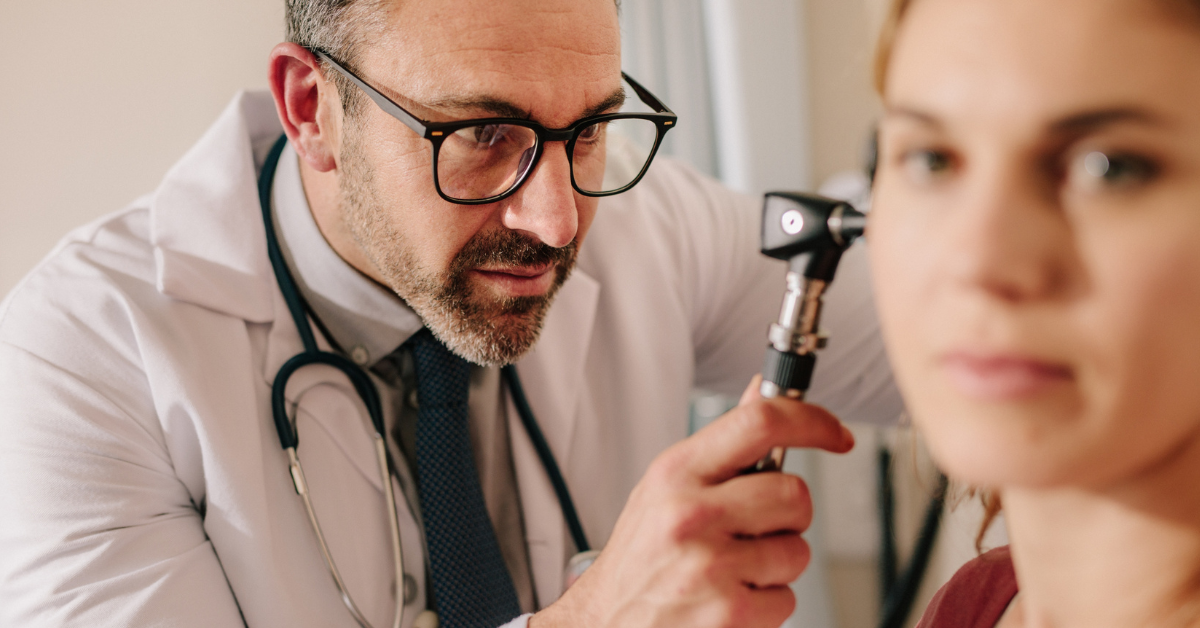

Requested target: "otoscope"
[
  {"left": 752, "top": 192, "right": 867, "bottom": 472},
  {"left": 754, "top": 185, "right": 944, "bottom": 628}
]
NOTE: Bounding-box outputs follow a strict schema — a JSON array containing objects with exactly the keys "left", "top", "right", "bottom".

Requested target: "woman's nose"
[{"left": 942, "top": 163, "right": 1076, "bottom": 303}]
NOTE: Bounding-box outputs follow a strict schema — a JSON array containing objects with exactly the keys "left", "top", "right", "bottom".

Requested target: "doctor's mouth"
[{"left": 471, "top": 264, "right": 558, "bottom": 298}]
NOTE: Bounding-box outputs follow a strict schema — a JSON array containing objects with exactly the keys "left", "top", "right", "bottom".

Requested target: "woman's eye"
[
  {"left": 900, "top": 148, "right": 954, "bottom": 182},
  {"left": 1070, "top": 151, "right": 1158, "bottom": 191}
]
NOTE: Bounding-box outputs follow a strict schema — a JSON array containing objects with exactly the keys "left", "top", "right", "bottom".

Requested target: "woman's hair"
[{"left": 873, "top": 0, "right": 914, "bottom": 96}]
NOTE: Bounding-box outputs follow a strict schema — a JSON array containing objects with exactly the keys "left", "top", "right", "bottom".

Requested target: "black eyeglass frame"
[{"left": 312, "top": 49, "right": 678, "bottom": 205}]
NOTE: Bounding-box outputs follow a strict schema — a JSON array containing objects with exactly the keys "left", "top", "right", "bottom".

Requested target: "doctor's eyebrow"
[{"left": 425, "top": 88, "right": 628, "bottom": 123}]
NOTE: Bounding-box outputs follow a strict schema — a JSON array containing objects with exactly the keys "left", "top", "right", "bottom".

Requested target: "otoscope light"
[{"left": 761, "top": 192, "right": 866, "bottom": 263}]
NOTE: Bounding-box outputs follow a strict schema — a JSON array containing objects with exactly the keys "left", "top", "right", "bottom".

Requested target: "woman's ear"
[{"left": 267, "top": 42, "right": 340, "bottom": 173}]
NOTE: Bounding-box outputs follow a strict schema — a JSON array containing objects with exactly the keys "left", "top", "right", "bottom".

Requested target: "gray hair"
[
  {"left": 286, "top": 0, "right": 387, "bottom": 115},
  {"left": 285, "top": 0, "right": 622, "bottom": 116}
]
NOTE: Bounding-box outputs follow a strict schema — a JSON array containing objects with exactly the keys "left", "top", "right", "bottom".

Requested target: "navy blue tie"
[{"left": 408, "top": 330, "right": 522, "bottom": 628}]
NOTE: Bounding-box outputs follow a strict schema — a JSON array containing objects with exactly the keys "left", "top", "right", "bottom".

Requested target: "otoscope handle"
[{"left": 753, "top": 192, "right": 866, "bottom": 472}]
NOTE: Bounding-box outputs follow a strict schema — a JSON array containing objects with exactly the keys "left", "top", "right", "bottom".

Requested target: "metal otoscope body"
[{"left": 753, "top": 192, "right": 867, "bottom": 472}]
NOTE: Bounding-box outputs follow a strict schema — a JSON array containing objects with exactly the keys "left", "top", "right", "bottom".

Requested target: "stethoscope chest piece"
[
  {"left": 413, "top": 610, "right": 439, "bottom": 628},
  {"left": 562, "top": 549, "right": 602, "bottom": 591}
]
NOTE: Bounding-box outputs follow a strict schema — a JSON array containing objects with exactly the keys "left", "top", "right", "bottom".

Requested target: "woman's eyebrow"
[
  {"left": 882, "top": 105, "right": 943, "bottom": 129},
  {"left": 1048, "top": 107, "right": 1168, "bottom": 135}
]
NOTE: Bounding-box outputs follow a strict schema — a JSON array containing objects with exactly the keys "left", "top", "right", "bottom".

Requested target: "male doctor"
[{"left": 0, "top": 0, "right": 900, "bottom": 627}]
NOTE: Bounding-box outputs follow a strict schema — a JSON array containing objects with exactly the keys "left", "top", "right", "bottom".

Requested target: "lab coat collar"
[{"left": 151, "top": 90, "right": 283, "bottom": 324}]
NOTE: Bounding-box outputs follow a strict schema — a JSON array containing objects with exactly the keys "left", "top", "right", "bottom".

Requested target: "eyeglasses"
[{"left": 313, "top": 50, "right": 677, "bottom": 205}]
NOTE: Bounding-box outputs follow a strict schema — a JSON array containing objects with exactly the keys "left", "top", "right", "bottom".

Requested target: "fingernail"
[{"left": 840, "top": 424, "right": 855, "bottom": 449}]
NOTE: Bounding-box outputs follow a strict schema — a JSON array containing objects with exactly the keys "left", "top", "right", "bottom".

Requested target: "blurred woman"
[{"left": 870, "top": 0, "right": 1200, "bottom": 625}]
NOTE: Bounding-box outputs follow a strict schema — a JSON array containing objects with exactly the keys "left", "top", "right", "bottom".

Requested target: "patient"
[{"left": 869, "top": 0, "right": 1200, "bottom": 626}]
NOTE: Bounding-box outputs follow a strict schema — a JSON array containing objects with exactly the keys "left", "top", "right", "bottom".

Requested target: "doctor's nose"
[{"left": 501, "top": 142, "right": 579, "bottom": 249}]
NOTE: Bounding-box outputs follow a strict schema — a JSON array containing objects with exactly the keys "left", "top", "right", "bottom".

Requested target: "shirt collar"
[{"left": 271, "top": 143, "right": 424, "bottom": 366}]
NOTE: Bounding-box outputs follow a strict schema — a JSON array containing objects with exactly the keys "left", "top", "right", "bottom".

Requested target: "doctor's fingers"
[
  {"left": 672, "top": 398, "right": 853, "bottom": 485},
  {"left": 704, "top": 581, "right": 798, "bottom": 628},
  {"left": 724, "top": 532, "right": 812, "bottom": 589},
  {"left": 708, "top": 472, "right": 813, "bottom": 536}
]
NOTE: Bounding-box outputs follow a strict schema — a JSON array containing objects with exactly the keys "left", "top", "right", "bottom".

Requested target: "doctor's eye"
[
  {"left": 454, "top": 124, "right": 515, "bottom": 148},
  {"left": 1067, "top": 150, "right": 1159, "bottom": 192},
  {"left": 576, "top": 121, "right": 608, "bottom": 143}
]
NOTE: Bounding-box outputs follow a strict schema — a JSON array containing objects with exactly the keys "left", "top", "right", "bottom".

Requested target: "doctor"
[{"left": 0, "top": 0, "right": 900, "bottom": 627}]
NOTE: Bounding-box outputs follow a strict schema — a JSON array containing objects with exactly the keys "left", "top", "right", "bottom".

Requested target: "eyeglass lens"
[{"left": 436, "top": 118, "right": 659, "bottom": 201}]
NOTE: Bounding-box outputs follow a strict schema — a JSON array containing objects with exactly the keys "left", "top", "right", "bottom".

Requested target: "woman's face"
[{"left": 871, "top": 0, "right": 1200, "bottom": 489}]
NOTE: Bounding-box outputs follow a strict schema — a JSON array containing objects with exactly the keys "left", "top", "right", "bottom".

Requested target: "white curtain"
[{"left": 620, "top": 0, "right": 720, "bottom": 179}]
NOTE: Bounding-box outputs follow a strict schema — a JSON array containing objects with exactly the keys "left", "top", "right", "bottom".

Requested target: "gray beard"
[{"left": 336, "top": 121, "right": 577, "bottom": 366}]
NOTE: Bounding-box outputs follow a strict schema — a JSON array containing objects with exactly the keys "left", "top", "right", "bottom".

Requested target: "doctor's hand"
[{"left": 530, "top": 377, "right": 854, "bottom": 628}]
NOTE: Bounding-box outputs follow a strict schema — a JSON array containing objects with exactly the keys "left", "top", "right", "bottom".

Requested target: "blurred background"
[{"left": 0, "top": 1, "right": 1007, "bottom": 627}]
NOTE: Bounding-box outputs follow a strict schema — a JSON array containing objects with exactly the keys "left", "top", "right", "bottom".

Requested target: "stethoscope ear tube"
[
  {"left": 503, "top": 365, "right": 591, "bottom": 554},
  {"left": 261, "top": 134, "right": 403, "bottom": 628},
  {"left": 260, "top": 135, "right": 319, "bottom": 355},
  {"left": 272, "top": 351, "right": 389, "bottom": 450}
]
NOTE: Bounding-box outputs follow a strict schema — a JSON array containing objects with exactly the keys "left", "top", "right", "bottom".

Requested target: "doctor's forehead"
[
  {"left": 360, "top": 0, "right": 622, "bottom": 118},
  {"left": 884, "top": 0, "right": 1200, "bottom": 137}
]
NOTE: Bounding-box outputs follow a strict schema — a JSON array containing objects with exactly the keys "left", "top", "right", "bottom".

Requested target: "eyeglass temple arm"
[
  {"left": 312, "top": 50, "right": 430, "bottom": 138},
  {"left": 621, "top": 72, "right": 676, "bottom": 117},
  {"left": 314, "top": 49, "right": 670, "bottom": 132}
]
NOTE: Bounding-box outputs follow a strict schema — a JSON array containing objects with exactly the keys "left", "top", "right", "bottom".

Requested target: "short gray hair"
[
  {"left": 285, "top": 0, "right": 622, "bottom": 116},
  {"left": 286, "top": 0, "right": 387, "bottom": 115}
]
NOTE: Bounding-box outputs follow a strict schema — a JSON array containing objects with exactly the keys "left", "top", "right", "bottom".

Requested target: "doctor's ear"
[{"left": 268, "top": 43, "right": 341, "bottom": 173}]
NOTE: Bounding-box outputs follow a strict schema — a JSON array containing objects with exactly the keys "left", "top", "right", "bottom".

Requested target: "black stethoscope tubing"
[{"left": 257, "top": 133, "right": 591, "bottom": 554}]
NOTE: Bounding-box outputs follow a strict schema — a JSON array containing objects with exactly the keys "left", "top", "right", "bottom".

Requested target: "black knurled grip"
[{"left": 762, "top": 348, "right": 816, "bottom": 393}]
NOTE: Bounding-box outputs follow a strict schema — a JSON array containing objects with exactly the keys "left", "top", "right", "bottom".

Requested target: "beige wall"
[
  {"left": 805, "top": 0, "right": 888, "bottom": 186},
  {"left": 0, "top": 0, "right": 284, "bottom": 296}
]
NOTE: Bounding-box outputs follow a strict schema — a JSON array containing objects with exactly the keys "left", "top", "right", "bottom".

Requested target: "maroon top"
[{"left": 915, "top": 546, "right": 1018, "bottom": 628}]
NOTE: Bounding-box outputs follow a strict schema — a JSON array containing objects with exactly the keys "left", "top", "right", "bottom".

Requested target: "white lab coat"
[{"left": 0, "top": 91, "right": 902, "bottom": 627}]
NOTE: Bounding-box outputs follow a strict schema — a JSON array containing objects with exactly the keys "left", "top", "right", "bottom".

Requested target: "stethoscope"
[{"left": 257, "top": 134, "right": 592, "bottom": 628}]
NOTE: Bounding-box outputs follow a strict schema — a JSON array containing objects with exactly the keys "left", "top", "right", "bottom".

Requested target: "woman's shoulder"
[{"left": 915, "top": 546, "right": 1019, "bottom": 628}]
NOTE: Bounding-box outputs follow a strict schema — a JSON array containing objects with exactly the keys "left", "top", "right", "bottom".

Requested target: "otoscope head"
[{"left": 761, "top": 192, "right": 866, "bottom": 262}]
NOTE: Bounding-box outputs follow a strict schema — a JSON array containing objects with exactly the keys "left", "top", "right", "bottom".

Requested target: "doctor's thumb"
[{"left": 739, "top": 375, "right": 764, "bottom": 406}]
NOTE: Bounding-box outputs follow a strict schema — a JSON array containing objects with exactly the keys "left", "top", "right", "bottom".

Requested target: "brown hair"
[{"left": 873, "top": 0, "right": 915, "bottom": 96}]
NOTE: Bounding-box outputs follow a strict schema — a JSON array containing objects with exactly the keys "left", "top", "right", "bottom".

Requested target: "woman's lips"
[
  {"left": 471, "top": 264, "right": 556, "bottom": 297},
  {"left": 941, "top": 353, "right": 1074, "bottom": 401}
]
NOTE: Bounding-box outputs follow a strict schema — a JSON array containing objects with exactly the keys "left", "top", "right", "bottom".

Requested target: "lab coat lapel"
[
  {"left": 151, "top": 90, "right": 282, "bottom": 324},
  {"left": 511, "top": 269, "right": 600, "bottom": 605},
  {"left": 149, "top": 90, "right": 386, "bottom": 491}
]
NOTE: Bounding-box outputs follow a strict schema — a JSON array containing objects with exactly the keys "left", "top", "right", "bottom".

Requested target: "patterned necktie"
[{"left": 407, "top": 329, "right": 522, "bottom": 628}]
